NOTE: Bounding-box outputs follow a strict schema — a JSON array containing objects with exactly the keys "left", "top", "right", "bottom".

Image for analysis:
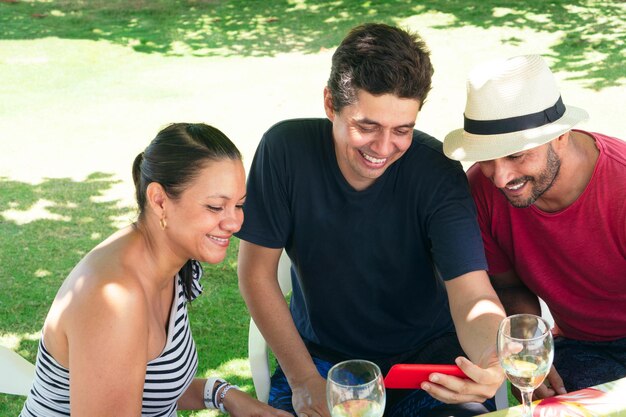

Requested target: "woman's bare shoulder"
[{"left": 43, "top": 227, "right": 150, "bottom": 365}]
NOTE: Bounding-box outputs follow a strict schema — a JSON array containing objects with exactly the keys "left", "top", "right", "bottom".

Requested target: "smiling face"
[
  {"left": 164, "top": 158, "right": 246, "bottom": 264},
  {"left": 324, "top": 88, "right": 421, "bottom": 191},
  {"left": 478, "top": 142, "right": 561, "bottom": 208}
]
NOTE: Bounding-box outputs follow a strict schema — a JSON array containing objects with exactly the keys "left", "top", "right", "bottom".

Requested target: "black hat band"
[{"left": 464, "top": 96, "right": 565, "bottom": 135}]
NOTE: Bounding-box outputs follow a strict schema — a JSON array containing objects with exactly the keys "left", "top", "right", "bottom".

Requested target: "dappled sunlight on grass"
[
  {"left": 0, "top": 174, "right": 134, "bottom": 337},
  {"left": 0, "top": 0, "right": 623, "bottom": 87},
  {"left": 0, "top": 331, "right": 40, "bottom": 353},
  {"left": 2, "top": 198, "right": 71, "bottom": 224},
  {"left": 33, "top": 269, "right": 51, "bottom": 278}
]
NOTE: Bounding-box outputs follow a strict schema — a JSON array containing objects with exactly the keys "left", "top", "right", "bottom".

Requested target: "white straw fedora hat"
[{"left": 444, "top": 54, "right": 589, "bottom": 162}]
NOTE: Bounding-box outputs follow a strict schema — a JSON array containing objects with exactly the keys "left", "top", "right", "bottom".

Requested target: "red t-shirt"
[{"left": 468, "top": 130, "right": 626, "bottom": 341}]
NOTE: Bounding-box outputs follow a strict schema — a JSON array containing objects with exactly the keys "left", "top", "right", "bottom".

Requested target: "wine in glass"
[
  {"left": 326, "top": 359, "right": 385, "bottom": 417},
  {"left": 497, "top": 314, "right": 554, "bottom": 417}
]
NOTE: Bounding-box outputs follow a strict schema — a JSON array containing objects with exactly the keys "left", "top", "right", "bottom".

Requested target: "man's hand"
[
  {"left": 291, "top": 373, "right": 330, "bottom": 417},
  {"left": 421, "top": 346, "right": 505, "bottom": 404}
]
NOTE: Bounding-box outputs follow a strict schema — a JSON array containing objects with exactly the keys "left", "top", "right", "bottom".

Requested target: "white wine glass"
[
  {"left": 497, "top": 314, "right": 554, "bottom": 417},
  {"left": 326, "top": 359, "right": 385, "bottom": 417}
]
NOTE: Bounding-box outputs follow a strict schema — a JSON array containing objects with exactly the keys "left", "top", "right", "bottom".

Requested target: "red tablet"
[{"left": 384, "top": 364, "right": 468, "bottom": 389}]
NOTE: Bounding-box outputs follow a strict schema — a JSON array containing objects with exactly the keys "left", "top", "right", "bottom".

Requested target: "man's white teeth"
[
  {"left": 361, "top": 152, "right": 386, "bottom": 164},
  {"left": 209, "top": 235, "right": 227, "bottom": 243},
  {"left": 507, "top": 181, "right": 526, "bottom": 190}
]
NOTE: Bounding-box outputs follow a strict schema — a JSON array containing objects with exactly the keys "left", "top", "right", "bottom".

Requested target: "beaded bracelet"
[
  {"left": 217, "top": 383, "right": 240, "bottom": 413},
  {"left": 203, "top": 377, "right": 225, "bottom": 409},
  {"left": 213, "top": 381, "right": 230, "bottom": 410}
]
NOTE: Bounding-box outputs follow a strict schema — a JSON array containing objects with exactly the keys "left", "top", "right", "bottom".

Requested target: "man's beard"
[{"left": 502, "top": 145, "right": 561, "bottom": 208}]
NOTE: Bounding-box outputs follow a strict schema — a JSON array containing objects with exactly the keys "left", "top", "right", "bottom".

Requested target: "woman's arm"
[
  {"left": 66, "top": 278, "right": 149, "bottom": 417},
  {"left": 177, "top": 378, "right": 293, "bottom": 417}
]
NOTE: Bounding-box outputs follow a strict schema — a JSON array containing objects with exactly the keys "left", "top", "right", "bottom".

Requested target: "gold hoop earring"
[{"left": 160, "top": 217, "right": 167, "bottom": 230}]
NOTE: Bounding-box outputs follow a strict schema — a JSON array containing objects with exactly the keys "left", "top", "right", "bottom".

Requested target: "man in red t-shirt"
[{"left": 443, "top": 54, "right": 626, "bottom": 398}]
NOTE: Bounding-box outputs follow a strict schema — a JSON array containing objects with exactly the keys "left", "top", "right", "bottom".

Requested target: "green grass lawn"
[
  {"left": 1, "top": 0, "right": 624, "bottom": 87},
  {"left": 0, "top": 0, "right": 624, "bottom": 415}
]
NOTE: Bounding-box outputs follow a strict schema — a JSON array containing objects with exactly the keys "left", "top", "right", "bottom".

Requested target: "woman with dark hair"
[{"left": 20, "top": 123, "right": 291, "bottom": 417}]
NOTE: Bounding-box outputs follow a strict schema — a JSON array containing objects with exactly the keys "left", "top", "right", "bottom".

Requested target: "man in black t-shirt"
[{"left": 236, "top": 23, "right": 506, "bottom": 417}]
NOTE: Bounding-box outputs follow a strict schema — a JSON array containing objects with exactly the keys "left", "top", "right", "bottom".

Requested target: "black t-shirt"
[{"left": 236, "top": 118, "right": 487, "bottom": 359}]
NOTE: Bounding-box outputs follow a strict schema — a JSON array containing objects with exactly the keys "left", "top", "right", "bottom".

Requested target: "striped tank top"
[{"left": 20, "top": 261, "right": 204, "bottom": 417}]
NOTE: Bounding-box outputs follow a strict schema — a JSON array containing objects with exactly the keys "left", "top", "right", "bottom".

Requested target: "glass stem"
[{"left": 520, "top": 389, "right": 534, "bottom": 417}]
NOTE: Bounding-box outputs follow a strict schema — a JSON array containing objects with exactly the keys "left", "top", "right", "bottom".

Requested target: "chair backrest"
[
  {"left": 0, "top": 345, "right": 35, "bottom": 396},
  {"left": 539, "top": 298, "right": 554, "bottom": 327},
  {"left": 248, "top": 250, "right": 292, "bottom": 403}
]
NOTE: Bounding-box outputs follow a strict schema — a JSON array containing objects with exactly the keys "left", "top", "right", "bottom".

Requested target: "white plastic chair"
[
  {"left": 0, "top": 345, "right": 35, "bottom": 396},
  {"left": 248, "top": 250, "right": 293, "bottom": 403},
  {"left": 247, "top": 254, "right": 510, "bottom": 409}
]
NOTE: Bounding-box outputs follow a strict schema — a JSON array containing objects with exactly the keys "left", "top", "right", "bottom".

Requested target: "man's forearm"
[
  {"left": 238, "top": 242, "right": 320, "bottom": 385},
  {"left": 239, "top": 275, "right": 319, "bottom": 386},
  {"left": 493, "top": 286, "right": 541, "bottom": 317},
  {"left": 250, "top": 294, "right": 319, "bottom": 386},
  {"left": 447, "top": 271, "right": 506, "bottom": 363},
  {"left": 454, "top": 295, "right": 505, "bottom": 363},
  {"left": 488, "top": 270, "right": 541, "bottom": 317}
]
